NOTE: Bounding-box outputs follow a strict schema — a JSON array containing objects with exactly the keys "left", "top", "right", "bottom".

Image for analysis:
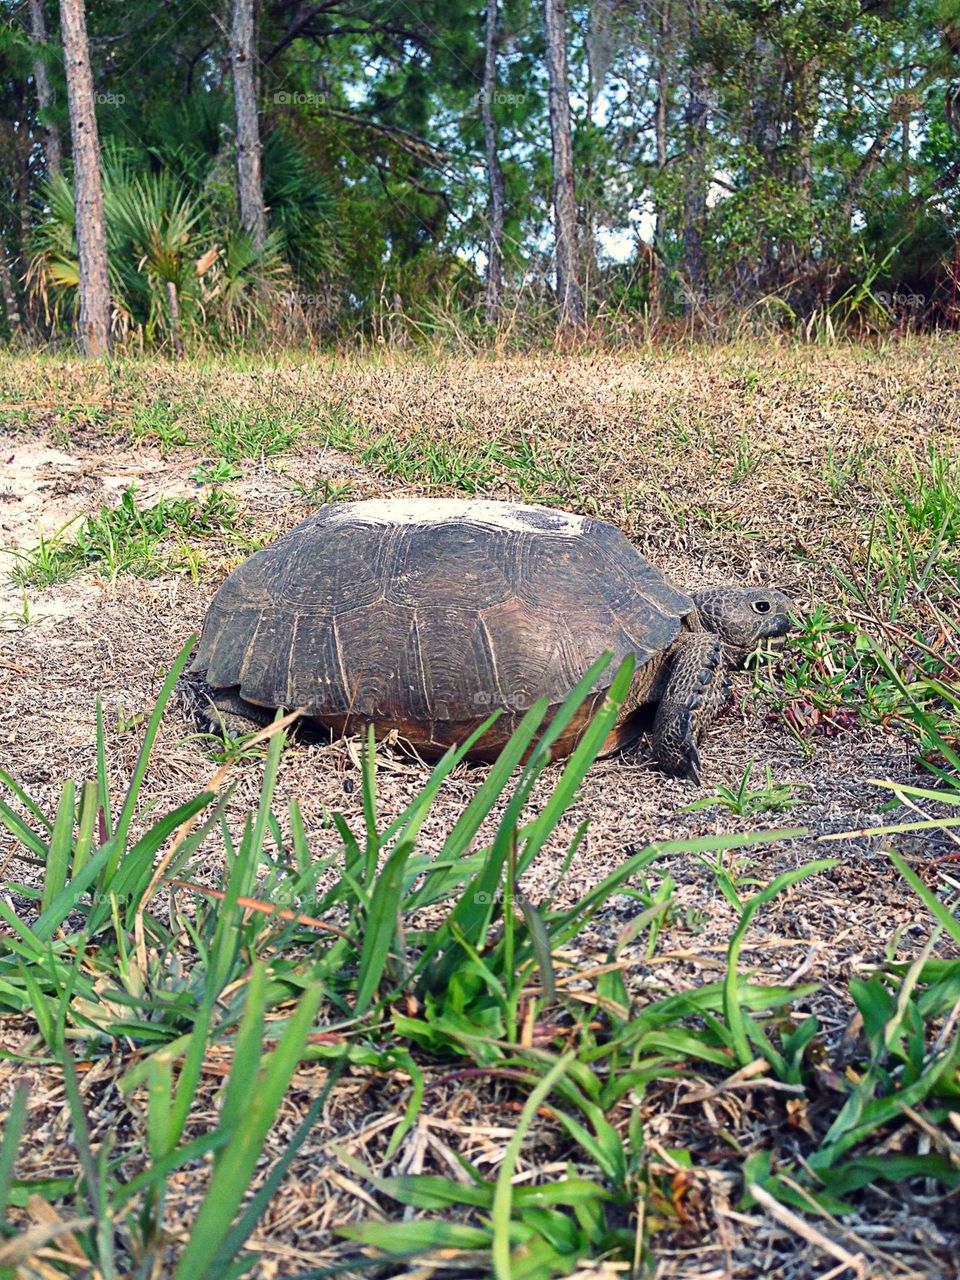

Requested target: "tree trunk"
[
  {"left": 653, "top": 0, "right": 672, "bottom": 252},
  {"left": 166, "top": 280, "right": 184, "bottom": 355},
  {"left": 59, "top": 0, "right": 111, "bottom": 355},
  {"left": 29, "top": 0, "right": 63, "bottom": 177},
  {"left": 790, "top": 59, "right": 818, "bottom": 199},
  {"left": 543, "top": 0, "right": 585, "bottom": 334},
  {"left": 231, "top": 0, "right": 267, "bottom": 250},
  {"left": 682, "top": 0, "right": 708, "bottom": 307},
  {"left": 481, "top": 0, "right": 505, "bottom": 325},
  {"left": 744, "top": 34, "right": 779, "bottom": 295},
  {"left": 0, "top": 242, "right": 21, "bottom": 335}
]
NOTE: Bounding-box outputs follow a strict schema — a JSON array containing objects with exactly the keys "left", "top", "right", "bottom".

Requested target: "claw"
[{"left": 686, "top": 741, "right": 702, "bottom": 785}]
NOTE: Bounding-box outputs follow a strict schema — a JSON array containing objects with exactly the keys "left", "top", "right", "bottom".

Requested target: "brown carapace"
[{"left": 185, "top": 499, "right": 793, "bottom": 779}]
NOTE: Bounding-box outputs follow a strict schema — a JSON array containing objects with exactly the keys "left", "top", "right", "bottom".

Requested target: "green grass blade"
[
  {"left": 206, "top": 1053, "right": 349, "bottom": 1275},
  {"left": 355, "top": 840, "right": 415, "bottom": 1013},
  {"left": 338, "top": 1221, "right": 491, "bottom": 1252},
  {"left": 174, "top": 980, "right": 324, "bottom": 1279},
  {"left": 866, "top": 779, "right": 960, "bottom": 808},
  {"left": 217, "top": 964, "right": 268, "bottom": 1152},
  {"left": 115, "top": 1131, "right": 231, "bottom": 1209},
  {"left": 31, "top": 838, "right": 119, "bottom": 942},
  {"left": 405, "top": 704, "right": 546, "bottom": 910},
  {"left": 0, "top": 796, "right": 49, "bottom": 859},
  {"left": 516, "top": 655, "right": 634, "bottom": 874},
  {"left": 521, "top": 652, "right": 615, "bottom": 769},
  {"left": 168, "top": 1000, "right": 213, "bottom": 1147},
  {"left": 108, "top": 637, "right": 195, "bottom": 878},
  {"left": 550, "top": 828, "right": 805, "bottom": 954},
  {"left": 96, "top": 699, "right": 113, "bottom": 840},
  {"left": 0, "top": 767, "right": 53, "bottom": 830},
  {"left": 492, "top": 1052, "right": 574, "bottom": 1279},
  {"left": 72, "top": 779, "right": 98, "bottom": 878},
  {"left": 146, "top": 1053, "right": 174, "bottom": 1159},
  {"left": 370, "top": 712, "right": 504, "bottom": 859},
  {"left": 519, "top": 897, "right": 556, "bottom": 1004},
  {"left": 361, "top": 725, "right": 379, "bottom": 881},
  {"left": 868, "top": 637, "right": 960, "bottom": 772},
  {"left": 887, "top": 850, "right": 960, "bottom": 946},
  {"left": 241, "top": 719, "right": 287, "bottom": 898},
  {"left": 724, "top": 859, "right": 837, "bottom": 1067},
  {"left": 0, "top": 1084, "right": 27, "bottom": 1222}
]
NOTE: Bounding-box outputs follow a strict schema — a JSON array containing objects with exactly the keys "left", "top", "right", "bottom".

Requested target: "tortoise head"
[{"left": 692, "top": 586, "right": 794, "bottom": 664}]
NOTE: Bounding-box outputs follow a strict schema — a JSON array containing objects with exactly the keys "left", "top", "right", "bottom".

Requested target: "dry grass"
[{"left": 0, "top": 339, "right": 958, "bottom": 1277}]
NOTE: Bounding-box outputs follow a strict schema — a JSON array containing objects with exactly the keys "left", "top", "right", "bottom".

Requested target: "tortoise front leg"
[
  {"left": 178, "top": 675, "right": 273, "bottom": 739},
  {"left": 651, "top": 632, "right": 731, "bottom": 782}
]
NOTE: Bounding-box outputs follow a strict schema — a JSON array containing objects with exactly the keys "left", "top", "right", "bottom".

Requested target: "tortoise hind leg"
[{"left": 651, "top": 633, "right": 731, "bottom": 782}]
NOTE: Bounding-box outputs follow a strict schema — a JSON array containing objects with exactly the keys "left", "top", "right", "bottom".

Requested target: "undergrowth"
[
  {"left": 749, "top": 447, "right": 960, "bottom": 755},
  {"left": 0, "top": 640, "right": 957, "bottom": 1277}
]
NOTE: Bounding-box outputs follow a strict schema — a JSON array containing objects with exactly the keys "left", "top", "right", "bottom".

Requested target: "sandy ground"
[{"left": 0, "top": 347, "right": 958, "bottom": 1277}]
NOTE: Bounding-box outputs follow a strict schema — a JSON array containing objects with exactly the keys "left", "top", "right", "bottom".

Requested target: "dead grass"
[{"left": 0, "top": 340, "right": 959, "bottom": 1277}]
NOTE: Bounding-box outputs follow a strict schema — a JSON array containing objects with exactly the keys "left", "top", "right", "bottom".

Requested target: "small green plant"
[
  {"left": 0, "top": 589, "right": 36, "bottom": 627},
  {"left": 127, "top": 400, "right": 191, "bottom": 450},
  {"left": 190, "top": 459, "right": 243, "bottom": 485},
  {"left": 127, "top": 403, "right": 301, "bottom": 460},
  {"left": 828, "top": 449, "right": 960, "bottom": 622},
  {"left": 321, "top": 401, "right": 362, "bottom": 450},
  {"left": 821, "top": 442, "right": 875, "bottom": 497},
  {"left": 361, "top": 431, "right": 501, "bottom": 490},
  {"left": 752, "top": 604, "right": 923, "bottom": 743},
  {"left": 186, "top": 725, "right": 271, "bottom": 764},
  {"left": 682, "top": 761, "right": 806, "bottom": 817},
  {"left": 357, "top": 431, "right": 588, "bottom": 502},
  {"left": 730, "top": 428, "right": 763, "bottom": 482}
]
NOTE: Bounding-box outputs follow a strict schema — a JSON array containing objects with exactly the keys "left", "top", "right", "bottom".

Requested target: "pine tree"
[{"left": 59, "top": 0, "right": 110, "bottom": 354}]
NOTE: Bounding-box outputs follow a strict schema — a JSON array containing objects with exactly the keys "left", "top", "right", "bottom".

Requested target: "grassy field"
[{"left": 0, "top": 341, "right": 958, "bottom": 1279}]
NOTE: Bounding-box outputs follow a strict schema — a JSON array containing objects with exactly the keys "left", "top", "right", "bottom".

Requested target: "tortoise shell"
[{"left": 189, "top": 498, "right": 694, "bottom": 758}]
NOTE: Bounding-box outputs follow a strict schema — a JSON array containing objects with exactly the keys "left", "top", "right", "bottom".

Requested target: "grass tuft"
[{"left": 9, "top": 485, "right": 260, "bottom": 587}]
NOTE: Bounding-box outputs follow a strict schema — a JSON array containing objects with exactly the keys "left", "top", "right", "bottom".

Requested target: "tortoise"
[{"left": 185, "top": 498, "right": 793, "bottom": 779}]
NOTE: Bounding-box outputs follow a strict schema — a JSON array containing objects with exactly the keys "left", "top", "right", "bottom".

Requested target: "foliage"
[
  {"left": 753, "top": 446, "right": 960, "bottom": 749},
  {"left": 3, "top": 0, "right": 960, "bottom": 345},
  {"left": 27, "top": 149, "right": 295, "bottom": 345}
]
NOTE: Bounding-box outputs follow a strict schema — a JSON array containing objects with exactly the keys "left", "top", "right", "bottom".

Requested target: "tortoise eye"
[{"left": 752, "top": 600, "right": 772, "bottom": 614}]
